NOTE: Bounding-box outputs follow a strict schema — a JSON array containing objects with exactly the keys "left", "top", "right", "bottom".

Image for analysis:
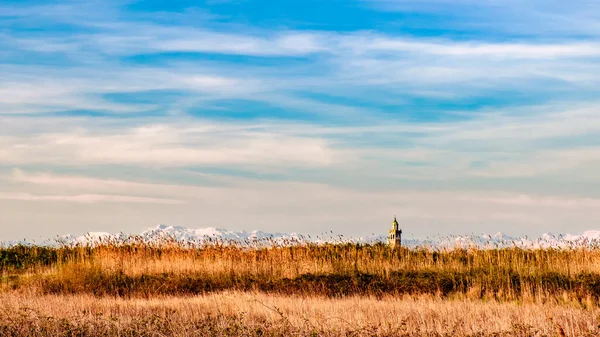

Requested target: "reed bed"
[
  {"left": 1, "top": 291, "right": 598, "bottom": 336},
  {"left": 3, "top": 239, "right": 600, "bottom": 336},
  {"left": 2, "top": 239, "right": 600, "bottom": 302}
]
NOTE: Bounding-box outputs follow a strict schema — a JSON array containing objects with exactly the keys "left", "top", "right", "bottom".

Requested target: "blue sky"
[{"left": 2, "top": 0, "right": 600, "bottom": 240}]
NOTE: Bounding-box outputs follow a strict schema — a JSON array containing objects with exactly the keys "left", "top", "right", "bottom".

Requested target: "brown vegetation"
[
  {"left": 3, "top": 243, "right": 600, "bottom": 302},
  {"left": 2, "top": 242, "right": 600, "bottom": 335},
  {"left": 1, "top": 292, "right": 598, "bottom": 336}
]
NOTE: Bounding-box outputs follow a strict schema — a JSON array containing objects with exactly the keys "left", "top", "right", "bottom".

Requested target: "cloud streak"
[
  {"left": 0, "top": 120, "right": 338, "bottom": 168},
  {"left": 364, "top": 0, "right": 600, "bottom": 37},
  {"left": 0, "top": 192, "right": 183, "bottom": 204},
  {"left": 1, "top": 0, "right": 600, "bottom": 239},
  {"left": 6, "top": 169, "right": 600, "bottom": 240}
]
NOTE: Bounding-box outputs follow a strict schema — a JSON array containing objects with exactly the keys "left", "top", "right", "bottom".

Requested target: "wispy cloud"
[
  {"left": 0, "top": 192, "right": 183, "bottom": 204},
  {"left": 3, "top": 3, "right": 600, "bottom": 118},
  {"left": 4, "top": 99, "right": 600, "bottom": 181},
  {"left": 364, "top": 0, "right": 600, "bottom": 37},
  {"left": 6, "top": 169, "right": 600, "bottom": 239},
  {"left": 0, "top": 118, "right": 338, "bottom": 168},
  {"left": 2, "top": 0, "right": 600, "bottom": 239}
]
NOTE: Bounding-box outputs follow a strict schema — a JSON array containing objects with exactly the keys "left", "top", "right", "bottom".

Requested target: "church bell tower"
[{"left": 387, "top": 217, "right": 402, "bottom": 248}]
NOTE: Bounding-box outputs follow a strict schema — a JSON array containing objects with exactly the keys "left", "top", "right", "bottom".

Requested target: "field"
[{"left": 2, "top": 240, "right": 600, "bottom": 336}]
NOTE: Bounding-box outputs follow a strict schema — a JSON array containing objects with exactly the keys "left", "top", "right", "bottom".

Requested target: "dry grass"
[
  {"left": 7, "top": 242, "right": 600, "bottom": 276},
  {"left": 3, "top": 244, "right": 600, "bottom": 302},
  {"left": 1, "top": 291, "right": 598, "bottom": 336},
  {"left": 3, "top": 243, "right": 600, "bottom": 335}
]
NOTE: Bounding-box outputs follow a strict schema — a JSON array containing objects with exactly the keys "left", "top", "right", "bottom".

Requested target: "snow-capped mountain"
[
  {"left": 3, "top": 225, "right": 600, "bottom": 249},
  {"left": 140, "top": 225, "right": 305, "bottom": 245}
]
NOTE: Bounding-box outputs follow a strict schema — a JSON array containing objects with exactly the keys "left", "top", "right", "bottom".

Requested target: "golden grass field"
[
  {"left": 1, "top": 292, "right": 598, "bottom": 336},
  {"left": 2, "top": 241, "right": 600, "bottom": 336}
]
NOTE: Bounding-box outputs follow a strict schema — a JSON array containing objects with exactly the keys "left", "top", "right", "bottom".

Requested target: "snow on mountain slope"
[
  {"left": 3, "top": 225, "right": 600, "bottom": 249},
  {"left": 139, "top": 225, "right": 304, "bottom": 245}
]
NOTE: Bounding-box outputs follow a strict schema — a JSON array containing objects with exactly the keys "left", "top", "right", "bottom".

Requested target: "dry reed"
[
  {"left": 3, "top": 243, "right": 600, "bottom": 302},
  {"left": 1, "top": 291, "right": 598, "bottom": 336}
]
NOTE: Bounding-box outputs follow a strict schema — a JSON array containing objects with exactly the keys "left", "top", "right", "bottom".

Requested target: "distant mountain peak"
[{"left": 3, "top": 225, "right": 600, "bottom": 249}]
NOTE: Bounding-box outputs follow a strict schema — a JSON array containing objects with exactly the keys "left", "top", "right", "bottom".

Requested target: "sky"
[{"left": 2, "top": 0, "right": 600, "bottom": 241}]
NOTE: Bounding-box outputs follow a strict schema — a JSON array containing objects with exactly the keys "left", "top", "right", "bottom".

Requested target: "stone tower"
[{"left": 387, "top": 217, "right": 402, "bottom": 248}]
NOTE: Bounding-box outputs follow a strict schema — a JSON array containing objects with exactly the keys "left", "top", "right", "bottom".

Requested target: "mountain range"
[{"left": 4, "top": 225, "right": 600, "bottom": 249}]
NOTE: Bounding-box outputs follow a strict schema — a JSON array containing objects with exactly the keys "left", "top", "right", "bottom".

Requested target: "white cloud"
[
  {"left": 364, "top": 0, "right": 600, "bottom": 37},
  {"left": 0, "top": 64, "right": 256, "bottom": 115},
  {"left": 2, "top": 0, "right": 600, "bottom": 239},
  {"left": 340, "top": 34, "right": 600, "bottom": 59},
  {"left": 148, "top": 31, "right": 328, "bottom": 56},
  {"left": 5, "top": 13, "right": 600, "bottom": 111},
  {"left": 4, "top": 97, "right": 600, "bottom": 180},
  {"left": 0, "top": 192, "right": 183, "bottom": 204},
  {"left": 0, "top": 119, "right": 338, "bottom": 168},
  {"left": 5, "top": 169, "right": 600, "bottom": 239}
]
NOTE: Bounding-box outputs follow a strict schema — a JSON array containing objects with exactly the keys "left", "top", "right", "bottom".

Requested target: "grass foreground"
[
  {"left": 2, "top": 241, "right": 600, "bottom": 335},
  {"left": 1, "top": 291, "right": 598, "bottom": 336}
]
